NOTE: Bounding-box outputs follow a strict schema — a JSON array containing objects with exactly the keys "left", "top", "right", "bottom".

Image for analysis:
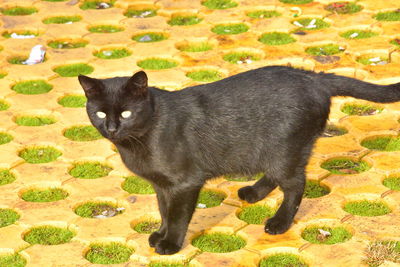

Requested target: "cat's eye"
[
  {"left": 121, "top": 111, "right": 132, "bottom": 119},
  {"left": 96, "top": 111, "right": 106, "bottom": 119}
]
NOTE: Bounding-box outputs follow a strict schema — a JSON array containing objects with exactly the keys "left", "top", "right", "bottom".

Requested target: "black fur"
[{"left": 78, "top": 66, "right": 400, "bottom": 255}]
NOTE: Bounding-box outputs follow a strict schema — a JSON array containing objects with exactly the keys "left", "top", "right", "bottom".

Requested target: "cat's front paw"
[
  {"left": 238, "top": 186, "right": 261, "bottom": 203},
  {"left": 265, "top": 216, "right": 292, "bottom": 235},
  {"left": 155, "top": 240, "right": 181, "bottom": 255},
  {"left": 149, "top": 231, "right": 163, "bottom": 247}
]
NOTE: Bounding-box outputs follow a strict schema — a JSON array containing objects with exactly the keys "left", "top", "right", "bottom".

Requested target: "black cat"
[{"left": 78, "top": 66, "right": 400, "bottom": 255}]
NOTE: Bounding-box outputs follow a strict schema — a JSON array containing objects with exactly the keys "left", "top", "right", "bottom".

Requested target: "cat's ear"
[
  {"left": 78, "top": 75, "right": 101, "bottom": 98},
  {"left": 126, "top": 71, "right": 148, "bottom": 97}
]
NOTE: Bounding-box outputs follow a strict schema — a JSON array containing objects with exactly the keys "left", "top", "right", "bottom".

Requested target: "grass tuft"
[
  {"left": 42, "top": 16, "right": 81, "bottom": 24},
  {"left": 259, "top": 253, "right": 308, "bottom": 267},
  {"left": 53, "top": 63, "right": 94, "bottom": 77},
  {"left": 223, "top": 52, "right": 261, "bottom": 64},
  {"left": 58, "top": 95, "right": 87, "bottom": 108},
  {"left": 259, "top": 32, "right": 296, "bottom": 45},
  {"left": 374, "top": 10, "right": 400, "bottom": 21},
  {"left": 22, "top": 188, "right": 68, "bottom": 202},
  {"left": 382, "top": 176, "right": 400, "bottom": 191},
  {"left": 69, "top": 162, "right": 112, "bottom": 179},
  {"left": 321, "top": 158, "right": 370, "bottom": 174},
  {"left": 64, "top": 126, "right": 102, "bottom": 141},
  {"left": 19, "top": 146, "right": 62, "bottom": 164},
  {"left": 132, "top": 32, "right": 168, "bottom": 43},
  {"left": 201, "top": 0, "right": 238, "bottom": 9},
  {"left": 0, "top": 209, "right": 20, "bottom": 228},
  {"left": 0, "top": 132, "right": 13, "bottom": 145},
  {"left": 48, "top": 40, "right": 88, "bottom": 49},
  {"left": 343, "top": 200, "right": 391, "bottom": 216},
  {"left": 211, "top": 23, "right": 249, "bottom": 35},
  {"left": 305, "top": 44, "right": 343, "bottom": 56},
  {"left": 12, "top": 80, "right": 53, "bottom": 95},
  {"left": 133, "top": 220, "right": 161, "bottom": 234},
  {"left": 391, "top": 38, "right": 400, "bottom": 47},
  {"left": 149, "top": 262, "right": 187, "bottom": 267},
  {"left": 168, "top": 15, "right": 202, "bottom": 26},
  {"left": 0, "top": 72, "right": 7, "bottom": 79},
  {"left": 88, "top": 25, "right": 124, "bottom": 33},
  {"left": 301, "top": 226, "right": 352, "bottom": 244},
  {"left": 23, "top": 226, "right": 75, "bottom": 245},
  {"left": 2, "top": 6, "right": 37, "bottom": 16},
  {"left": 364, "top": 241, "right": 400, "bottom": 267},
  {"left": 361, "top": 136, "right": 400, "bottom": 151},
  {"left": 177, "top": 42, "right": 213, "bottom": 52},
  {"left": 2, "top": 30, "right": 38, "bottom": 38},
  {"left": 324, "top": 2, "right": 363, "bottom": 14},
  {"left": 192, "top": 232, "right": 246, "bottom": 252},
  {"left": 341, "top": 103, "right": 382, "bottom": 116},
  {"left": 74, "top": 201, "right": 123, "bottom": 218},
  {"left": 322, "top": 124, "right": 348, "bottom": 137},
  {"left": 124, "top": 8, "right": 157, "bottom": 18},
  {"left": 122, "top": 176, "right": 155, "bottom": 194},
  {"left": 15, "top": 116, "right": 56, "bottom": 126},
  {"left": 280, "top": 0, "right": 313, "bottom": 4},
  {"left": 94, "top": 48, "right": 131, "bottom": 59},
  {"left": 137, "top": 58, "right": 178, "bottom": 70},
  {"left": 197, "top": 189, "right": 226, "bottom": 208},
  {"left": 247, "top": 10, "right": 281, "bottom": 19},
  {"left": 0, "top": 169, "right": 16, "bottom": 186},
  {"left": 186, "top": 70, "right": 223, "bottom": 82},
  {"left": 0, "top": 253, "right": 26, "bottom": 267},
  {"left": 80, "top": 0, "right": 115, "bottom": 10},
  {"left": 340, "top": 30, "right": 378, "bottom": 39},
  {"left": 303, "top": 180, "right": 330, "bottom": 198},
  {"left": 238, "top": 205, "right": 275, "bottom": 224},
  {"left": 85, "top": 242, "right": 133, "bottom": 264},
  {"left": 225, "top": 173, "right": 264, "bottom": 182},
  {"left": 292, "top": 18, "right": 330, "bottom": 31},
  {"left": 0, "top": 100, "right": 10, "bottom": 111}
]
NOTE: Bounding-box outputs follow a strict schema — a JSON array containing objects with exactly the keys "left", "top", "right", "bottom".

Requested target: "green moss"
[
  {"left": 0, "top": 169, "right": 16, "bottom": 186},
  {"left": 305, "top": 44, "right": 343, "bottom": 56},
  {"left": 42, "top": 16, "right": 81, "bottom": 24},
  {"left": 74, "top": 202, "right": 123, "bottom": 218},
  {"left": 225, "top": 173, "right": 264, "bottom": 182},
  {"left": 301, "top": 226, "right": 352, "bottom": 244},
  {"left": 69, "top": 162, "right": 112, "bottom": 179},
  {"left": 292, "top": 18, "right": 330, "bottom": 31},
  {"left": 192, "top": 233, "right": 246, "bottom": 252},
  {"left": 58, "top": 95, "right": 87, "bottom": 107},
  {"left": 383, "top": 176, "right": 400, "bottom": 191},
  {"left": 149, "top": 262, "right": 187, "bottom": 267},
  {"left": 168, "top": 15, "right": 202, "bottom": 26},
  {"left": 0, "top": 132, "right": 13, "bottom": 145},
  {"left": 80, "top": 0, "right": 115, "bottom": 10},
  {"left": 364, "top": 241, "right": 400, "bottom": 267},
  {"left": 259, "top": 32, "right": 296, "bottom": 45},
  {"left": 122, "top": 176, "right": 155, "bottom": 194},
  {"left": 238, "top": 205, "right": 275, "bottom": 224},
  {"left": 303, "top": 180, "right": 330, "bottom": 198},
  {"left": 260, "top": 253, "right": 308, "bottom": 267},
  {"left": 341, "top": 103, "right": 383, "bottom": 116},
  {"left": 85, "top": 242, "right": 133, "bottom": 264},
  {"left": 88, "top": 25, "right": 124, "bottom": 33},
  {"left": 322, "top": 124, "right": 348, "bottom": 137},
  {"left": 0, "top": 100, "right": 10, "bottom": 111},
  {"left": 280, "top": 0, "right": 313, "bottom": 4},
  {"left": 137, "top": 58, "right": 178, "bottom": 70},
  {"left": 0, "top": 209, "right": 20, "bottom": 227},
  {"left": 53, "top": 63, "right": 94, "bottom": 77},
  {"left": 340, "top": 30, "right": 378, "bottom": 39},
  {"left": 24, "top": 226, "right": 75, "bottom": 245},
  {"left": 48, "top": 40, "right": 88, "bottom": 49},
  {"left": 343, "top": 200, "right": 391, "bottom": 216},
  {"left": 15, "top": 116, "right": 56, "bottom": 126},
  {"left": 374, "top": 11, "right": 400, "bottom": 21},
  {"left": 124, "top": 8, "right": 157, "bottom": 18},
  {"left": 324, "top": 2, "right": 363, "bottom": 14},
  {"left": 94, "top": 48, "right": 131, "bottom": 59},
  {"left": 186, "top": 70, "right": 223, "bottom": 82},
  {"left": 356, "top": 56, "right": 388, "bottom": 65},
  {"left": 22, "top": 188, "right": 68, "bottom": 202},
  {"left": 132, "top": 32, "right": 168, "bottom": 42},
  {"left": 2, "top": 30, "right": 39, "bottom": 38},
  {"left": 133, "top": 220, "right": 161, "bottom": 234},
  {"left": 197, "top": 189, "right": 226, "bottom": 208},
  {"left": 201, "top": 0, "right": 238, "bottom": 9},
  {"left": 64, "top": 126, "right": 102, "bottom": 141},
  {"left": 0, "top": 253, "right": 26, "bottom": 267},
  {"left": 247, "top": 10, "right": 281, "bottom": 19},
  {"left": 211, "top": 23, "right": 249, "bottom": 35},
  {"left": 8, "top": 56, "right": 28, "bottom": 65},
  {"left": 2, "top": 6, "right": 38, "bottom": 16},
  {"left": 19, "top": 146, "right": 62, "bottom": 164},
  {"left": 391, "top": 38, "right": 400, "bottom": 47},
  {"left": 321, "top": 158, "right": 370, "bottom": 175},
  {"left": 361, "top": 136, "right": 400, "bottom": 151},
  {"left": 177, "top": 42, "right": 213, "bottom": 52}
]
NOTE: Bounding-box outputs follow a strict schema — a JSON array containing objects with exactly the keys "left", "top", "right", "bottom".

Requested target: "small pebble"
[
  {"left": 349, "top": 32, "right": 359, "bottom": 38},
  {"left": 139, "top": 35, "right": 152, "bottom": 42},
  {"left": 197, "top": 203, "right": 207, "bottom": 208}
]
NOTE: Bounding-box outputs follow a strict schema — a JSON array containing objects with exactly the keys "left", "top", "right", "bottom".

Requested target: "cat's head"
[{"left": 78, "top": 71, "right": 154, "bottom": 142}]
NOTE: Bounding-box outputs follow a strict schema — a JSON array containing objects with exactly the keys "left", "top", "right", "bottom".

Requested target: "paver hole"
[
  {"left": 292, "top": 18, "right": 330, "bottom": 31},
  {"left": 0, "top": 169, "right": 16, "bottom": 186},
  {"left": 42, "top": 16, "right": 81, "bottom": 24},
  {"left": 53, "top": 63, "right": 94, "bottom": 77},
  {"left": 390, "top": 38, "right": 400, "bottom": 48},
  {"left": 23, "top": 225, "right": 75, "bottom": 245},
  {"left": 58, "top": 95, "right": 87, "bottom": 107},
  {"left": 305, "top": 44, "right": 344, "bottom": 56},
  {"left": 201, "top": 0, "right": 238, "bottom": 10},
  {"left": 80, "top": 0, "right": 115, "bottom": 10},
  {"left": 137, "top": 58, "right": 178, "bottom": 70},
  {"left": 303, "top": 180, "right": 330, "bottom": 198},
  {"left": 186, "top": 70, "right": 223, "bottom": 82},
  {"left": 168, "top": 14, "right": 202, "bottom": 26},
  {"left": 247, "top": 10, "right": 281, "bottom": 19},
  {"left": 2, "top": 30, "right": 39, "bottom": 39},
  {"left": 237, "top": 205, "right": 275, "bottom": 224},
  {"left": 176, "top": 41, "right": 213, "bottom": 52},
  {"left": 341, "top": 102, "right": 383, "bottom": 116},
  {"left": 15, "top": 115, "right": 57, "bottom": 126},
  {"left": 85, "top": 242, "right": 133, "bottom": 264},
  {"left": 382, "top": 176, "right": 400, "bottom": 191},
  {"left": 225, "top": 173, "right": 263, "bottom": 182},
  {"left": 69, "top": 162, "right": 112, "bottom": 179},
  {"left": 301, "top": 225, "right": 352, "bottom": 244},
  {"left": 343, "top": 200, "right": 391, "bottom": 216},
  {"left": 324, "top": 2, "right": 363, "bottom": 14},
  {"left": 0, "top": 132, "right": 13, "bottom": 145},
  {"left": 2, "top": 6, "right": 38, "bottom": 16},
  {"left": 124, "top": 7, "right": 157, "bottom": 18},
  {"left": 64, "top": 125, "right": 102, "bottom": 141},
  {"left": 321, "top": 158, "right": 370, "bottom": 174},
  {"left": 0, "top": 253, "right": 26, "bottom": 267},
  {"left": 48, "top": 39, "right": 88, "bottom": 49},
  {"left": 0, "top": 72, "right": 7, "bottom": 79},
  {"left": 361, "top": 136, "right": 400, "bottom": 151},
  {"left": 75, "top": 201, "right": 124, "bottom": 218},
  {"left": 259, "top": 32, "right": 296, "bottom": 45},
  {"left": 279, "top": 0, "right": 313, "bottom": 4},
  {"left": 0, "top": 208, "right": 20, "bottom": 228},
  {"left": 374, "top": 10, "right": 400, "bottom": 21},
  {"left": 223, "top": 51, "right": 261, "bottom": 64},
  {"left": 94, "top": 48, "right": 132, "bottom": 59},
  {"left": 132, "top": 32, "right": 168, "bottom": 43},
  {"left": 356, "top": 55, "right": 388, "bottom": 66},
  {"left": 133, "top": 220, "right": 161, "bottom": 234},
  {"left": 19, "top": 146, "right": 62, "bottom": 164},
  {"left": 364, "top": 241, "right": 400, "bottom": 266},
  {"left": 149, "top": 262, "right": 188, "bottom": 267},
  {"left": 121, "top": 176, "right": 155, "bottom": 194},
  {"left": 0, "top": 100, "right": 10, "bottom": 111},
  {"left": 21, "top": 187, "right": 68, "bottom": 202},
  {"left": 259, "top": 253, "right": 308, "bottom": 267},
  {"left": 197, "top": 189, "right": 226, "bottom": 208},
  {"left": 88, "top": 25, "right": 124, "bottom": 33},
  {"left": 211, "top": 23, "right": 249, "bottom": 35},
  {"left": 8, "top": 56, "right": 29, "bottom": 65},
  {"left": 340, "top": 30, "right": 378, "bottom": 39},
  {"left": 192, "top": 232, "right": 246, "bottom": 252},
  {"left": 322, "top": 124, "right": 348, "bottom": 137}
]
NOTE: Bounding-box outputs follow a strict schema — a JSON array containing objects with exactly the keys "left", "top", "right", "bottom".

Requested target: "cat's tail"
[{"left": 325, "top": 74, "right": 400, "bottom": 103}]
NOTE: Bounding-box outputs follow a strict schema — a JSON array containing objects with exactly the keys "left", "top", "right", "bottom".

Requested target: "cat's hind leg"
[{"left": 238, "top": 175, "right": 278, "bottom": 203}]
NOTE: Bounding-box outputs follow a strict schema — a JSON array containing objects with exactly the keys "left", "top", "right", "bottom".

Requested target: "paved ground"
[{"left": 1, "top": 0, "right": 400, "bottom": 266}]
